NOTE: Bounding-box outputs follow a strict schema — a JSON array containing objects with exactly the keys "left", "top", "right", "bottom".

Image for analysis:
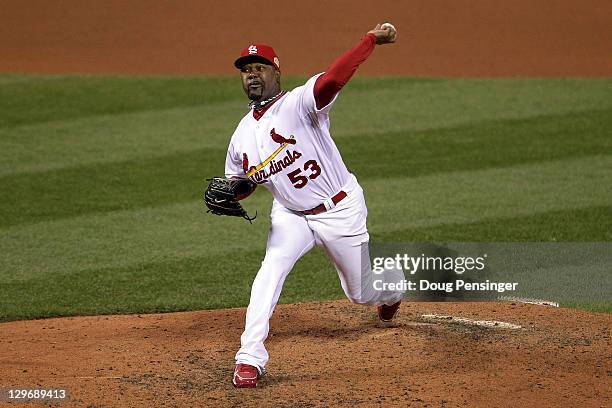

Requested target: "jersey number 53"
[{"left": 287, "top": 160, "right": 322, "bottom": 189}]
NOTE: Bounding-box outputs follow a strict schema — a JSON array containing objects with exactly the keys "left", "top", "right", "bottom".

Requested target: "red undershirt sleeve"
[{"left": 313, "top": 33, "right": 377, "bottom": 110}]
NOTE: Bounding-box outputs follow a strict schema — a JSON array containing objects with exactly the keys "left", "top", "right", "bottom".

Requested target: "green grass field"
[{"left": 1, "top": 74, "right": 610, "bottom": 321}]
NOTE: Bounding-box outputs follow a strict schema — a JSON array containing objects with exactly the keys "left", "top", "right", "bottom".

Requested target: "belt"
[{"left": 300, "top": 190, "right": 347, "bottom": 216}]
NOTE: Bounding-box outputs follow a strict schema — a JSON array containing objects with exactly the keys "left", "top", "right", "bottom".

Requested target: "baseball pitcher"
[{"left": 204, "top": 23, "right": 400, "bottom": 388}]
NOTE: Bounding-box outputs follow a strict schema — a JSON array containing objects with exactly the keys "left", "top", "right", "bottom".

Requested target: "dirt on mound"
[
  {"left": 0, "top": 300, "right": 609, "bottom": 407},
  {"left": 1, "top": 0, "right": 611, "bottom": 76}
]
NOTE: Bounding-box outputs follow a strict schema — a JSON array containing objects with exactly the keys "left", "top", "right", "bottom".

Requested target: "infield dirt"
[
  {"left": 0, "top": 1, "right": 610, "bottom": 407},
  {"left": 1, "top": 0, "right": 611, "bottom": 76},
  {"left": 1, "top": 301, "right": 610, "bottom": 407}
]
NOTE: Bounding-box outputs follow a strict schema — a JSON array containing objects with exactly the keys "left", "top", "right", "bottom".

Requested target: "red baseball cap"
[{"left": 234, "top": 44, "right": 280, "bottom": 71}]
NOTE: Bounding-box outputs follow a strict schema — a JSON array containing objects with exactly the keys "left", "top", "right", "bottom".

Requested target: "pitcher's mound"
[{"left": 1, "top": 300, "right": 610, "bottom": 407}]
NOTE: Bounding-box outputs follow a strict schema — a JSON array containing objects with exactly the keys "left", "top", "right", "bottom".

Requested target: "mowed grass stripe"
[
  {"left": 2, "top": 207, "right": 610, "bottom": 321},
  {"left": 371, "top": 206, "right": 612, "bottom": 242},
  {"left": 1, "top": 192, "right": 273, "bottom": 282},
  {"left": 2, "top": 109, "right": 610, "bottom": 228},
  {"left": 2, "top": 75, "right": 609, "bottom": 131},
  {"left": 2, "top": 155, "right": 609, "bottom": 283},
  {"left": 364, "top": 155, "right": 612, "bottom": 233},
  {"left": 2, "top": 76, "right": 611, "bottom": 176},
  {"left": 0, "top": 75, "right": 244, "bottom": 128},
  {"left": 340, "top": 108, "right": 612, "bottom": 179},
  {"left": 0, "top": 248, "right": 313, "bottom": 321},
  {"left": 333, "top": 78, "right": 612, "bottom": 138},
  {"left": 0, "top": 102, "right": 246, "bottom": 176},
  {"left": 3, "top": 103, "right": 608, "bottom": 178},
  {"left": 0, "top": 148, "right": 225, "bottom": 228},
  {"left": 0, "top": 246, "right": 339, "bottom": 322}
]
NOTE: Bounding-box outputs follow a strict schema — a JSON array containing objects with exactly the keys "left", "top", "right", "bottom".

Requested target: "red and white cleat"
[
  {"left": 377, "top": 301, "right": 401, "bottom": 322},
  {"left": 233, "top": 363, "right": 260, "bottom": 388}
]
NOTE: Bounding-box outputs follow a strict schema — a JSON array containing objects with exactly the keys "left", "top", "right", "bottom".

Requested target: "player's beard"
[
  {"left": 247, "top": 81, "right": 281, "bottom": 102},
  {"left": 248, "top": 91, "right": 263, "bottom": 101},
  {"left": 247, "top": 83, "right": 264, "bottom": 101}
]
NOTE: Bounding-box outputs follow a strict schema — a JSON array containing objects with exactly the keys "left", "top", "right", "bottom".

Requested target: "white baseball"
[{"left": 381, "top": 22, "right": 396, "bottom": 32}]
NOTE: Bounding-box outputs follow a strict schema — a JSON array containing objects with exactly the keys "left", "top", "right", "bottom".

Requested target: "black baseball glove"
[{"left": 204, "top": 177, "right": 257, "bottom": 222}]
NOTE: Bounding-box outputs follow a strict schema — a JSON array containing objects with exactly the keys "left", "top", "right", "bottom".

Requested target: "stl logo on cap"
[{"left": 235, "top": 44, "right": 280, "bottom": 71}]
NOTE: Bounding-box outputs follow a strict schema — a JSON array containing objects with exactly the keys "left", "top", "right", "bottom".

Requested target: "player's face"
[{"left": 240, "top": 62, "right": 280, "bottom": 101}]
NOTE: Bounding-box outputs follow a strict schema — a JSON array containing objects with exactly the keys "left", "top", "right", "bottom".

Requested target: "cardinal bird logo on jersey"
[
  {"left": 270, "top": 128, "right": 296, "bottom": 145},
  {"left": 244, "top": 128, "right": 301, "bottom": 182}
]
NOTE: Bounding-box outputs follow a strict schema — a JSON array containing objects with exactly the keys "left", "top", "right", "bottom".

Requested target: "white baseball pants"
[{"left": 235, "top": 175, "right": 401, "bottom": 372}]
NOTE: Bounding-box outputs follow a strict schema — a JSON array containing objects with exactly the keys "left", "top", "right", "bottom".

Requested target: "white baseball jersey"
[{"left": 225, "top": 74, "right": 351, "bottom": 211}]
